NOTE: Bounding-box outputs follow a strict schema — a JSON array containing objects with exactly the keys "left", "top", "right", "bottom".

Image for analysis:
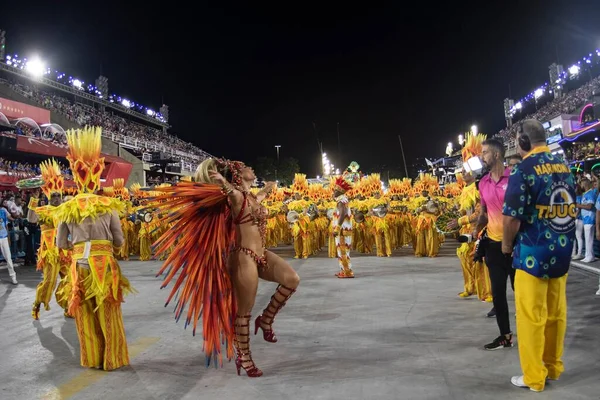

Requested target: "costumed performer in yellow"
[
  {"left": 412, "top": 174, "right": 440, "bottom": 257},
  {"left": 56, "top": 126, "right": 134, "bottom": 371},
  {"left": 448, "top": 132, "right": 493, "bottom": 302},
  {"left": 149, "top": 158, "right": 299, "bottom": 377},
  {"left": 30, "top": 159, "right": 73, "bottom": 319},
  {"left": 332, "top": 176, "right": 354, "bottom": 278}
]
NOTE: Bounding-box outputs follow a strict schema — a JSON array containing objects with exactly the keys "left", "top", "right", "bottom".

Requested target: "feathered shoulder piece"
[{"left": 145, "top": 181, "right": 237, "bottom": 367}]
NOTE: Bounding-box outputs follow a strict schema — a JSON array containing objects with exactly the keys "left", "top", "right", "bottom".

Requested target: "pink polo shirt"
[{"left": 479, "top": 168, "right": 510, "bottom": 242}]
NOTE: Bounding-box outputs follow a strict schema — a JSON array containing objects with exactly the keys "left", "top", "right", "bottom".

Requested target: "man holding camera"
[
  {"left": 503, "top": 119, "right": 575, "bottom": 392},
  {"left": 476, "top": 138, "right": 515, "bottom": 350}
]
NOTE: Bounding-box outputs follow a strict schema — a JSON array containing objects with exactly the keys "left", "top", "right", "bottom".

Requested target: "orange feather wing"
[{"left": 148, "top": 182, "right": 236, "bottom": 367}]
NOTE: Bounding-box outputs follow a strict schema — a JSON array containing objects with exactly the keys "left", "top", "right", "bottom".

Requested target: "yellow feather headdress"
[
  {"left": 291, "top": 173, "right": 309, "bottom": 196},
  {"left": 66, "top": 126, "right": 105, "bottom": 194},
  {"left": 39, "top": 158, "right": 64, "bottom": 198},
  {"left": 461, "top": 132, "right": 487, "bottom": 163},
  {"left": 113, "top": 178, "right": 130, "bottom": 201}
]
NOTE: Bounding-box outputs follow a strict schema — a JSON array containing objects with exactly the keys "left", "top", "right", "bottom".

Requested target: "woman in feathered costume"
[{"left": 150, "top": 158, "right": 300, "bottom": 377}]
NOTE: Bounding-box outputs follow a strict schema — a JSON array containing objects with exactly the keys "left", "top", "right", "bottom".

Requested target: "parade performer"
[
  {"left": 449, "top": 133, "right": 493, "bottom": 301},
  {"left": 56, "top": 126, "right": 134, "bottom": 371},
  {"left": 411, "top": 174, "right": 441, "bottom": 257},
  {"left": 332, "top": 176, "right": 354, "bottom": 278},
  {"left": 113, "top": 179, "right": 133, "bottom": 261},
  {"left": 150, "top": 159, "right": 299, "bottom": 377},
  {"left": 30, "top": 159, "right": 72, "bottom": 319}
]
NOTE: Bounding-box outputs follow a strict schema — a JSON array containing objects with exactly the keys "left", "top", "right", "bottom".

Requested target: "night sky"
[{"left": 2, "top": 2, "right": 600, "bottom": 176}]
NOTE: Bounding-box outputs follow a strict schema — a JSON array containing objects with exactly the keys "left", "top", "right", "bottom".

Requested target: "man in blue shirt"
[
  {"left": 0, "top": 207, "right": 18, "bottom": 284},
  {"left": 577, "top": 178, "right": 597, "bottom": 262},
  {"left": 502, "top": 119, "right": 575, "bottom": 392}
]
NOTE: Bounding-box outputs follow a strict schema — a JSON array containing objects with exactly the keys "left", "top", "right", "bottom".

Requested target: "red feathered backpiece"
[
  {"left": 146, "top": 182, "right": 237, "bottom": 367},
  {"left": 333, "top": 176, "right": 352, "bottom": 193}
]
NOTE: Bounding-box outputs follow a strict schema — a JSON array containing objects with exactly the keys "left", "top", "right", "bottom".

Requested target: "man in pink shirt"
[{"left": 476, "top": 138, "right": 515, "bottom": 351}]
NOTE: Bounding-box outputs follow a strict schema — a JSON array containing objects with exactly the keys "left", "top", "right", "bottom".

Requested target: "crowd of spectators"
[
  {"left": 2, "top": 79, "right": 211, "bottom": 168},
  {"left": 495, "top": 75, "right": 600, "bottom": 143},
  {"left": 0, "top": 157, "right": 72, "bottom": 180}
]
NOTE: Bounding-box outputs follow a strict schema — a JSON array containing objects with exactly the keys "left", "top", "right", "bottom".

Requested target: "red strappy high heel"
[
  {"left": 234, "top": 314, "right": 263, "bottom": 377},
  {"left": 254, "top": 285, "right": 296, "bottom": 343}
]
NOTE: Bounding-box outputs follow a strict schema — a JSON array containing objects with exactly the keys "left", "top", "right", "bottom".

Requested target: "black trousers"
[{"left": 484, "top": 240, "right": 515, "bottom": 336}]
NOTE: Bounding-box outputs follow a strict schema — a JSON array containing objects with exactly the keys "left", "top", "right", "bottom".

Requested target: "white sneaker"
[
  {"left": 581, "top": 257, "right": 597, "bottom": 263},
  {"left": 596, "top": 288, "right": 600, "bottom": 296},
  {"left": 511, "top": 375, "right": 542, "bottom": 392},
  {"left": 572, "top": 254, "right": 583, "bottom": 260},
  {"left": 10, "top": 276, "right": 18, "bottom": 285}
]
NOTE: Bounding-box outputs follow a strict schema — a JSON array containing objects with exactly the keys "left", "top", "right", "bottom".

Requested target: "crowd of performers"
[{"left": 21, "top": 125, "right": 497, "bottom": 378}]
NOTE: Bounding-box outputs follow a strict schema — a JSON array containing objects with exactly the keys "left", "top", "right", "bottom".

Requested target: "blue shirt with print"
[
  {"left": 0, "top": 209, "right": 8, "bottom": 239},
  {"left": 581, "top": 188, "right": 597, "bottom": 225},
  {"left": 503, "top": 148, "right": 576, "bottom": 279}
]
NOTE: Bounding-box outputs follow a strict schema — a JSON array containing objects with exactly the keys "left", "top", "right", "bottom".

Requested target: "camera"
[
  {"left": 458, "top": 234, "right": 474, "bottom": 243},
  {"left": 473, "top": 228, "right": 488, "bottom": 263}
]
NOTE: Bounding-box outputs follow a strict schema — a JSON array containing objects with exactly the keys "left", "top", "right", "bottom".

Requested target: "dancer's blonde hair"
[{"left": 194, "top": 158, "right": 218, "bottom": 184}]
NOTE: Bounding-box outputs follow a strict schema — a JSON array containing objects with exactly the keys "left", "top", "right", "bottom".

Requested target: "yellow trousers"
[
  {"left": 374, "top": 230, "right": 392, "bottom": 257},
  {"left": 74, "top": 264, "right": 130, "bottom": 371},
  {"left": 139, "top": 235, "right": 152, "bottom": 261},
  {"left": 328, "top": 232, "right": 337, "bottom": 258},
  {"left": 515, "top": 269, "right": 567, "bottom": 391},
  {"left": 70, "top": 240, "right": 133, "bottom": 371},
  {"left": 293, "top": 234, "right": 309, "bottom": 258},
  {"left": 456, "top": 242, "right": 476, "bottom": 295},
  {"left": 414, "top": 227, "right": 439, "bottom": 257},
  {"left": 474, "top": 261, "right": 493, "bottom": 301}
]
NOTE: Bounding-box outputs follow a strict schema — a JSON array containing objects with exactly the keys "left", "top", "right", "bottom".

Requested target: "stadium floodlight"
[
  {"left": 25, "top": 57, "right": 45, "bottom": 77},
  {"left": 515, "top": 102, "right": 522, "bottom": 110},
  {"left": 569, "top": 65, "right": 580, "bottom": 75},
  {"left": 72, "top": 79, "right": 83, "bottom": 89},
  {"left": 534, "top": 88, "right": 544, "bottom": 99},
  {"left": 146, "top": 109, "right": 155, "bottom": 116},
  {"left": 121, "top": 99, "right": 131, "bottom": 108},
  {"left": 471, "top": 125, "right": 478, "bottom": 134},
  {"left": 458, "top": 134, "right": 464, "bottom": 146}
]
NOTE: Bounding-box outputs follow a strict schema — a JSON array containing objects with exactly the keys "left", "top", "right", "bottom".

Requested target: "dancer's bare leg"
[
  {"left": 255, "top": 250, "right": 300, "bottom": 340},
  {"left": 228, "top": 253, "right": 262, "bottom": 376},
  {"left": 259, "top": 250, "right": 300, "bottom": 289}
]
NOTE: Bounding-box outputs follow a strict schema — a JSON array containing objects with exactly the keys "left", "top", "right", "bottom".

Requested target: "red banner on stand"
[
  {"left": 16, "top": 135, "right": 69, "bottom": 156},
  {"left": 0, "top": 97, "right": 51, "bottom": 124}
]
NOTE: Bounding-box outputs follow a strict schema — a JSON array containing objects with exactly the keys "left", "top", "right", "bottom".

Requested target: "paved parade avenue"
[{"left": 1, "top": 241, "right": 599, "bottom": 400}]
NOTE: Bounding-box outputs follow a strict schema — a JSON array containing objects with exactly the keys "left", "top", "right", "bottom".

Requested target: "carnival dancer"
[
  {"left": 150, "top": 158, "right": 299, "bottom": 377},
  {"left": 449, "top": 171, "right": 492, "bottom": 299},
  {"left": 448, "top": 133, "right": 492, "bottom": 301},
  {"left": 56, "top": 126, "right": 134, "bottom": 371},
  {"left": 332, "top": 176, "right": 354, "bottom": 278},
  {"left": 30, "top": 159, "right": 73, "bottom": 319}
]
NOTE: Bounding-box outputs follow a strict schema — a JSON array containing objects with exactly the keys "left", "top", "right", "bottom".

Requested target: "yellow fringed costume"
[
  {"left": 30, "top": 159, "right": 72, "bottom": 319},
  {"left": 455, "top": 132, "right": 493, "bottom": 301},
  {"left": 411, "top": 175, "right": 441, "bottom": 257},
  {"left": 55, "top": 126, "right": 134, "bottom": 371}
]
